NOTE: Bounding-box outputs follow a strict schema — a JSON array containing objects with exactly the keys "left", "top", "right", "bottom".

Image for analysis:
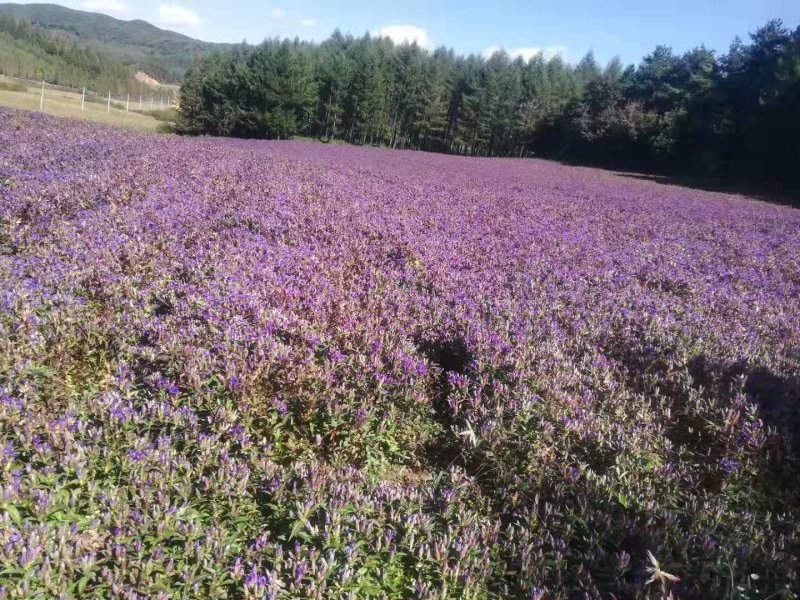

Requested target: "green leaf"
[
  {"left": 2, "top": 504, "right": 22, "bottom": 524},
  {"left": 78, "top": 574, "right": 92, "bottom": 595}
]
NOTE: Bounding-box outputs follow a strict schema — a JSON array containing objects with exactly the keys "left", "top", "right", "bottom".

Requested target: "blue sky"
[{"left": 38, "top": 0, "right": 800, "bottom": 66}]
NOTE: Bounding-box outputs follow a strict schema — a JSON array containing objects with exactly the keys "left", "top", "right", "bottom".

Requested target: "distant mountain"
[
  {"left": 0, "top": 3, "right": 235, "bottom": 82},
  {"left": 0, "top": 11, "right": 150, "bottom": 94}
]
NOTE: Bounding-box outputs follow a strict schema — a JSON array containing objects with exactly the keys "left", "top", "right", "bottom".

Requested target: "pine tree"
[{"left": 173, "top": 19, "right": 800, "bottom": 186}]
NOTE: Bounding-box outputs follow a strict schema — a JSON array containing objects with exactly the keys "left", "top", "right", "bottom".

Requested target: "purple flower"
[
  {"left": 294, "top": 562, "right": 306, "bottom": 583},
  {"left": 2, "top": 105, "right": 799, "bottom": 600},
  {"left": 1, "top": 443, "right": 16, "bottom": 466},
  {"left": 128, "top": 449, "right": 146, "bottom": 462},
  {"left": 355, "top": 408, "right": 366, "bottom": 425},
  {"left": 719, "top": 458, "right": 742, "bottom": 473},
  {"left": 245, "top": 565, "right": 266, "bottom": 589}
]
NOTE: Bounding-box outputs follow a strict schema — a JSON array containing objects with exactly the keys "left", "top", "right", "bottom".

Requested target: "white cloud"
[
  {"left": 158, "top": 4, "right": 199, "bottom": 29},
  {"left": 271, "top": 8, "right": 286, "bottom": 19},
  {"left": 482, "top": 45, "right": 568, "bottom": 61},
  {"left": 300, "top": 18, "right": 315, "bottom": 27},
  {"left": 534, "top": 46, "right": 568, "bottom": 60},
  {"left": 481, "top": 45, "right": 502, "bottom": 59},
  {"left": 373, "top": 24, "right": 432, "bottom": 49},
  {"left": 80, "top": 0, "right": 127, "bottom": 15}
]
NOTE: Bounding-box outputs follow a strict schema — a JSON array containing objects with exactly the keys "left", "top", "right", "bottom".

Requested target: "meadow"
[
  {"left": 0, "top": 107, "right": 799, "bottom": 599},
  {"left": 0, "top": 77, "right": 166, "bottom": 131}
]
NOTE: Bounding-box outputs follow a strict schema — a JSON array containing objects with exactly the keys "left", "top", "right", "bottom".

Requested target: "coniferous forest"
[{"left": 179, "top": 21, "right": 800, "bottom": 184}]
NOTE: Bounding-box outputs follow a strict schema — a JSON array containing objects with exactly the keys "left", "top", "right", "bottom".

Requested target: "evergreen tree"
[
  {"left": 245, "top": 40, "right": 316, "bottom": 139},
  {"left": 315, "top": 31, "right": 353, "bottom": 140},
  {"left": 175, "top": 21, "right": 800, "bottom": 187}
]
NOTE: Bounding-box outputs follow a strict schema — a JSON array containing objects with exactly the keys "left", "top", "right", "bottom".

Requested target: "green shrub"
[{"left": 0, "top": 79, "right": 27, "bottom": 92}]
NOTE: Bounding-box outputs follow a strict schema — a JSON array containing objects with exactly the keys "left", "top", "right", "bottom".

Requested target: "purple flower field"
[{"left": 1, "top": 107, "right": 799, "bottom": 598}]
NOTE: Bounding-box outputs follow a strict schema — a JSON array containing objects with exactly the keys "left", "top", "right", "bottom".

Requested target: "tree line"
[
  {"left": 178, "top": 21, "right": 798, "bottom": 184},
  {"left": 0, "top": 13, "right": 159, "bottom": 96}
]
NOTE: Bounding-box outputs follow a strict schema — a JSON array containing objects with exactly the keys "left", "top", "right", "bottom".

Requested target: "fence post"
[
  {"left": 107, "top": 91, "right": 111, "bottom": 113},
  {"left": 126, "top": 94, "right": 130, "bottom": 112},
  {"left": 81, "top": 86, "right": 85, "bottom": 111},
  {"left": 139, "top": 95, "right": 142, "bottom": 110},
  {"left": 39, "top": 79, "right": 45, "bottom": 110}
]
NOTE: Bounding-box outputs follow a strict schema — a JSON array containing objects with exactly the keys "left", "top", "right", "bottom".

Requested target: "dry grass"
[{"left": 0, "top": 78, "right": 163, "bottom": 131}]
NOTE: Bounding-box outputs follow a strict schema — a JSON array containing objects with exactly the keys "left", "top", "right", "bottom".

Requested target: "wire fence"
[{"left": 0, "top": 74, "right": 178, "bottom": 114}]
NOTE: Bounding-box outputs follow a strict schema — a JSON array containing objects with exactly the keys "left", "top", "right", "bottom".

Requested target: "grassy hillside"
[
  {"left": 0, "top": 13, "right": 159, "bottom": 95},
  {"left": 0, "top": 3, "right": 234, "bottom": 82},
  {"left": 0, "top": 75, "right": 167, "bottom": 130}
]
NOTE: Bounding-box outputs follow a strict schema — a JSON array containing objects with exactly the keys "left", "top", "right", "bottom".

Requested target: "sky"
[{"left": 31, "top": 0, "right": 800, "bottom": 66}]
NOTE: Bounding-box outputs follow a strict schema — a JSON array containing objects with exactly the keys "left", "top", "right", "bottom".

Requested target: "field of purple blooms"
[{"left": 1, "top": 106, "right": 799, "bottom": 599}]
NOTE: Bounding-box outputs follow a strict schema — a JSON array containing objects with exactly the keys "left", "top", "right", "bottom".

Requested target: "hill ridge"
[{"left": 0, "top": 2, "right": 233, "bottom": 81}]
